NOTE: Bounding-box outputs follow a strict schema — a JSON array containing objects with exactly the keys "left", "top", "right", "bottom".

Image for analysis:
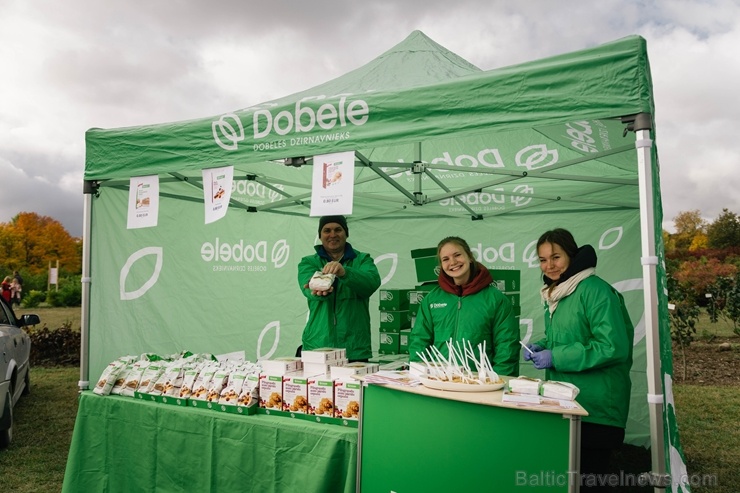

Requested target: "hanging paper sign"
[
  {"left": 127, "top": 175, "right": 159, "bottom": 229},
  {"left": 202, "top": 166, "right": 234, "bottom": 224},
  {"left": 310, "top": 151, "right": 355, "bottom": 216}
]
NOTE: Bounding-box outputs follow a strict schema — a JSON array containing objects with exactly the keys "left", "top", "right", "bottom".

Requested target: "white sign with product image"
[
  {"left": 127, "top": 175, "right": 159, "bottom": 229},
  {"left": 310, "top": 151, "right": 355, "bottom": 216},
  {"left": 202, "top": 166, "right": 234, "bottom": 224}
]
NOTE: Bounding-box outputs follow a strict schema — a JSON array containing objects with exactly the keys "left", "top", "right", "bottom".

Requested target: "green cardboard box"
[
  {"left": 411, "top": 247, "right": 439, "bottom": 283},
  {"left": 489, "top": 269, "right": 520, "bottom": 293},
  {"left": 379, "top": 288, "right": 411, "bottom": 311},
  {"left": 399, "top": 329, "right": 411, "bottom": 354},
  {"left": 379, "top": 310, "right": 411, "bottom": 332},
  {"left": 379, "top": 332, "right": 401, "bottom": 355}
]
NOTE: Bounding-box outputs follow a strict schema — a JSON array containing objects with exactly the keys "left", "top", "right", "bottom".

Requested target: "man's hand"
[
  {"left": 322, "top": 261, "right": 346, "bottom": 278},
  {"left": 303, "top": 283, "right": 334, "bottom": 296}
]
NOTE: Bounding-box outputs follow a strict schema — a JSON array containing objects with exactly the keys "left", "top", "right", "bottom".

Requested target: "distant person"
[
  {"left": 1, "top": 276, "right": 11, "bottom": 305},
  {"left": 297, "top": 215, "right": 381, "bottom": 362},
  {"left": 409, "top": 236, "right": 519, "bottom": 377},
  {"left": 10, "top": 277, "right": 22, "bottom": 307},
  {"left": 524, "top": 228, "right": 634, "bottom": 491}
]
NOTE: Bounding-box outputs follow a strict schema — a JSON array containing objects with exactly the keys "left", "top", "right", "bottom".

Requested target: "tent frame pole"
[
  {"left": 633, "top": 117, "right": 669, "bottom": 490},
  {"left": 79, "top": 181, "right": 96, "bottom": 391}
]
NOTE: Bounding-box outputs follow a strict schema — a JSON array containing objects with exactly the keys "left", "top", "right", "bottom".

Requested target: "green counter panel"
[{"left": 359, "top": 384, "right": 574, "bottom": 492}]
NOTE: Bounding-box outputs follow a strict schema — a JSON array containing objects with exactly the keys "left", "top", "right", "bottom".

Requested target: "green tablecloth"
[{"left": 62, "top": 392, "right": 357, "bottom": 493}]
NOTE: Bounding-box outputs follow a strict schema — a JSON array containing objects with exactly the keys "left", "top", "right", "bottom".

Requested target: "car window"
[
  {"left": 0, "top": 299, "right": 11, "bottom": 325},
  {"left": 0, "top": 301, "right": 12, "bottom": 325}
]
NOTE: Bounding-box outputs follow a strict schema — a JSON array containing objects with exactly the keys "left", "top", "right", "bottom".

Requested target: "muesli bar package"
[
  {"left": 334, "top": 378, "right": 362, "bottom": 420},
  {"left": 282, "top": 372, "right": 311, "bottom": 413},
  {"left": 259, "top": 373, "right": 284, "bottom": 409},
  {"left": 110, "top": 363, "right": 134, "bottom": 395},
  {"left": 93, "top": 359, "right": 127, "bottom": 396},
  {"left": 179, "top": 365, "right": 203, "bottom": 399},
  {"left": 190, "top": 364, "right": 218, "bottom": 401},
  {"left": 138, "top": 362, "right": 167, "bottom": 394},
  {"left": 307, "top": 374, "right": 335, "bottom": 416},
  {"left": 206, "top": 367, "right": 231, "bottom": 402},
  {"left": 120, "top": 360, "right": 151, "bottom": 397},
  {"left": 237, "top": 372, "right": 260, "bottom": 407}
]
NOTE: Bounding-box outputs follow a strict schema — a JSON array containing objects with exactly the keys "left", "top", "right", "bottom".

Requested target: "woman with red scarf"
[
  {"left": 409, "top": 236, "right": 519, "bottom": 377},
  {"left": 1, "top": 276, "right": 12, "bottom": 305}
]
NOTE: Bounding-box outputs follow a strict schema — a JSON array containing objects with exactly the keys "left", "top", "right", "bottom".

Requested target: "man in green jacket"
[{"left": 297, "top": 215, "right": 381, "bottom": 362}]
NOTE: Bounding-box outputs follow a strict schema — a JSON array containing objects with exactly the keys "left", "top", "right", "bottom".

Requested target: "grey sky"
[{"left": 2, "top": 0, "right": 738, "bottom": 237}]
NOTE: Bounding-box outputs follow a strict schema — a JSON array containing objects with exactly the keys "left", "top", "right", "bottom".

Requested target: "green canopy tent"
[{"left": 81, "top": 31, "right": 685, "bottom": 489}]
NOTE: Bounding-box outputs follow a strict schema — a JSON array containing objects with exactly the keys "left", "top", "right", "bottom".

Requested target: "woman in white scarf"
[{"left": 524, "top": 228, "right": 634, "bottom": 492}]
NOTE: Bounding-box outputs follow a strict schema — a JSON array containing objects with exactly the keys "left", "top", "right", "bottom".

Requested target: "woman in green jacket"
[
  {"left": 298, "top": 215, "right": 381, "bottom": 362},
  {"left": 409, "top": 236, "right": 519, "bottom": 377},
  {"left": 525, "top": 228, "right": 633, "bottom": 490}
]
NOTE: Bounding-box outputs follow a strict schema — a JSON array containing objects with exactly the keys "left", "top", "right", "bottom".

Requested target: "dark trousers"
[{"left": 580, "top": 422, "right": 626, "bottom": 491}]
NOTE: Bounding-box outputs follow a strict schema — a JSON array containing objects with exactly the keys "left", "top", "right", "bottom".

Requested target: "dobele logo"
[{"left": 200, "top": 238, "right": 290, "bottom": 270}]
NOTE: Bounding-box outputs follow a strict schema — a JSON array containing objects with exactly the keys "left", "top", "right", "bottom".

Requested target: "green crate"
[
  {"left": 378, "top": 288, "right": 411, "bottom": 311},
  {"left": 379, "top": 332, "right": 401, "bottom": 355},
  {"left": 411, "top": 247, "right": 439, "bottom": 283},
  {"left": 379, "top": 310, "right": 411, "bottom": 332},
  {"left": 489, "top": 269, "right": 520, "bottom": 293}
]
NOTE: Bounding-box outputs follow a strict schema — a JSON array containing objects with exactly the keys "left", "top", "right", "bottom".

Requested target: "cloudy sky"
[{"left": 1, "top": 0, "right": 738, "bottom": 237}]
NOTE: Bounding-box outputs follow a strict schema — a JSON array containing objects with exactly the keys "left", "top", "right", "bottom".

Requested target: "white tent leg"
[
  {"left": 635, "top": 126, "right": 669, "bottom": 490},
  {"left": 79, "top": 184, "right": 94, "bottom": 391}
]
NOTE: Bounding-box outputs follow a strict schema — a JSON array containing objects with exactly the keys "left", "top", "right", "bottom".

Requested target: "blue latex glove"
[
  {"left": 531, "top": 349, "right": 553, "bottom": 369},
  {"left": 522, "top": 344, "right": 542, "bottom": 362}
]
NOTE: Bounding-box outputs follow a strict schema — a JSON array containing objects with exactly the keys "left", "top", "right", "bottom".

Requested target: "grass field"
[{"left": 1, "top": 309, "right": 737, "bottom": 492}]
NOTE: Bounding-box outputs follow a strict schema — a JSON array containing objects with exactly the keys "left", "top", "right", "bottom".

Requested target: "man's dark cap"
[{"left": 318, "top": 215, "right": 348, "bottom": 236}]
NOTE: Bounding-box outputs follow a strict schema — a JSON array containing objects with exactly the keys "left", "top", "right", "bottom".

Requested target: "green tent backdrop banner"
[{"left": 81, "top": 31, "right": 690, "bottom": 490}]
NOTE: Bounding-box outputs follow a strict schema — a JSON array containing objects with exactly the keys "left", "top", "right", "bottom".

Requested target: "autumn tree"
[
  {"left": 672, "top": 257, "right": 738, "bottom": 301},
  {"left": 671, "top": 209, "right": 707, "bottom": 252},
  {"left": 0, "top": 212, "right": 81, "bottom": 276},
  {"left": 707, "top": 208, "right": 740, "bottom": 249}
]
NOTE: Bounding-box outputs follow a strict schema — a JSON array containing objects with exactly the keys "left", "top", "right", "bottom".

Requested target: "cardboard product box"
[
  {"left": 408, "top": 288, "right": 431, "bottom": 315},
  {"left": 303, "top": 359, "right": 348, "bottom": 377},
  {"left": 379, "top": 332, "right": 401, "bottom": 355},
  {"left": 258, "top": 373, "right": 285, "bottom": 409},
  {"left": 329, "top": 362, "right": 379, "bottom": 378},
  {"left": 282, "top": 372, "right": 312, "bottom": 414},
  {"left": 399, "top": 329, "right": 411, "bottom": 354},
  {"left": 378, "top": 288, "right": 411, "bottom": 311},
  {"left": 334, "top": 378, "right": 363, "bottom": 420},
  {"left": 504, "top": 292, "right": 522, "bottom": 317},
  {"left": 411, "top": 247, "right": 439, "bottom": 283},
  {"left": 379, "top": 310, "right": 412, "bottom": 332},
  {"left": 259, "top": 357, "right": 303, "bottom": 376},
  {"left": 489, "top": 269, "right": 521, "bottom": 293},
  {"left": 307, "top": 374, "right": 335, "bottom": 417},
  {"left": 300, "top": 348, "right": 347, "bottom": 364}
]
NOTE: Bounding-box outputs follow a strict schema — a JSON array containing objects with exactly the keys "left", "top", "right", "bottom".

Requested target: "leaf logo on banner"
[
  {"left": 522, "top": 240, "right": 539, "bottom": 268},
  {"left": 271, "top": 239, "right": 290, "bottom": 269},
  {"left": 599, "top": 227, "right": 624, "bottom": 250},
  {"left": 119, "top": 247, "right": 164, "bottom": 300},
  {"left": 373, "top": 253, "right": 398, "bottom": 286},
  {"left": 212, "top": 113, "right": 245, "bottom": 151},
  {"left": 257, "top": 321, "right": 280, "bottom": 360},
  {"left": 515, "top": 144, "right": 558, "bottom": 170}
]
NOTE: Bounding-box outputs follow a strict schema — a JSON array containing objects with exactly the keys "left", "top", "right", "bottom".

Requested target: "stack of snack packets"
[
  {"left": 121, "top": 360, "right": 151, "bottom": 397},
  {"left": 93, "top": 358, "right": 129, "bottom": 396},
  {"left": 179, "top": 363, "right": 204, "bottom": 399},
  {"left": 191, "top": 363, "right": 219, "bottom": 401},
  {"left": 207, "top": 366, "right": 233, "bottom": 403},
  {"left": 237, "top": 371, "right": 260, "bottom": 407},
  {"left": 139, "top": 361, "right": 167, "bottom": 395}
]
